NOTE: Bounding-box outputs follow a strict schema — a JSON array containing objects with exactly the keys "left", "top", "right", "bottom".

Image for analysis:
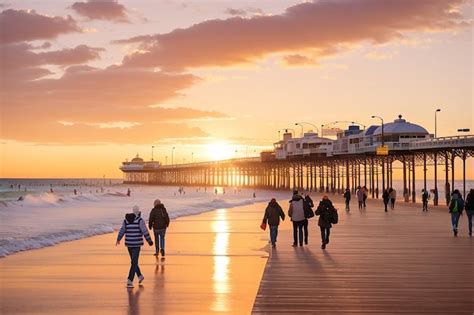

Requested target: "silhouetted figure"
[
  {"left": 149, "top": 199, "right": 170, "bottom": 257},
  {"left": 356, "top": 186, "right": 364, "bottom": 210},
  {"left": 448, "top": 190, "right": 464, "bottom": 237},
  {"left": 263, "top": 198, "right": 285, "bottom": 248},
  {"left": 465, "top": 189, "right": 474, "bottom": 237},
  {"left": 344, "top": 188, "right": 351, "bottom": 211},
  {"left": 389, "top": 188, "right": 396, "bottom": 209},
  {"left": 382, "top": 189, "right": 390, "bottom": 212},
  {"left": 315, "top": 196, "right": 337, "bottom": 249},
  {"left": 74, "top": 189, "right": 77, "bottom": 195},
  {"left": 127, "top": 188, "right": 131, "bottom": 197},
  {"left": 422, "top": 189, "right": 429, "bottom": 211},
  {"left": 288, "top": 190, "right": 305, "bottom": 247}
]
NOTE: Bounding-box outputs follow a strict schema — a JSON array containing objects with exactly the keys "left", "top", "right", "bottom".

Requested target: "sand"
[{"left": 0, "top": 202, "right": 272, "bottom": 314}]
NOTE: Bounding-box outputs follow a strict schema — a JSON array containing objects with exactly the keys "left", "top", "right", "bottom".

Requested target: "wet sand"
[{"left": 0, "top": 202, "right": 272, "bottom": 314}]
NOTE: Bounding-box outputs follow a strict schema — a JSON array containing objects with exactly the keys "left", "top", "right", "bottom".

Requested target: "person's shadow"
[{"left": 127, "top": 286, "right": 144, "bottom": 315}]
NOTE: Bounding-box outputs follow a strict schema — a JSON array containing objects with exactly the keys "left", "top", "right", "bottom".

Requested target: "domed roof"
[
  {"left": 373, "top": 115, "right": 428, "bottom": 136},
  {"left": 131, "top": 154, "right": 144, "bottom": 163}
]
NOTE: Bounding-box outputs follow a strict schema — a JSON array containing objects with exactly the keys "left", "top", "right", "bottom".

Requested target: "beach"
[{"left": 0, "top": 201, "right": 271, "bottom": 314}]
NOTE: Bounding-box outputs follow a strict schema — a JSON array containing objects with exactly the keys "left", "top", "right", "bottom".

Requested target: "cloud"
[
  {"left": 365, "top": 50, "right": 399, "bottom": 60},
  {"left": 71, "top": 0, "right": 129, "bottom": 23},
  {"left": 0, "top": 9, "right": 81, "bottom": 44},
  {"left": 116, "top": 0, "right": 468, "bottom": 71},
  {"left": 282, "top": 54, "right": 318, "bottom": 67},
  {"left": 224, "top": 7, "right": 264, "bottom": 17}
]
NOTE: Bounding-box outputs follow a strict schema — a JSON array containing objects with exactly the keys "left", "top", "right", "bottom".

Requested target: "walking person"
[
  {"left": 465, "top": 189, "right": 474, "bottom": 237},
  {"left": 421, "top": 189, "right": 430, "bottom": 211},
  {"left": 356, "top": 186, "right": 364, "bottom": 210},
  {"left": 116, "top": 205, "right": 153, "bottom": 288},
  {"left": 288, "top": 190, "right": 306, "bottom": 247},
  {"left": 149, "top": 199, "right": 170, "bottom": 257},
  {"left": 382, "top": 189, "right": 390, "bottom": 212},
  {"left": 303, "top": 194, "right": 314, "bottom": 245},
  {"left": 448, "top": 190, "right": 464, "bottom": 237},
  {"left": 315, "top": 196, "right": 336, "bottom": 249},
  {"left": 263, "top": 198, "right": 285, "bottom": 248},
  {"left": 343, "top": 188, "right": 351, "bottom": 211},
  {"left": 389, "top": 188, "right": 396, "bottom": 210},
  {"left": 362, "top": 186, "right": 368, "bottom": 209}
]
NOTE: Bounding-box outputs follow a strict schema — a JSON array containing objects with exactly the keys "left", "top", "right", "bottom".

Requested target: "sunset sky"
[{"left": 1, "top": 0, "right": 473, "bottom": 178}]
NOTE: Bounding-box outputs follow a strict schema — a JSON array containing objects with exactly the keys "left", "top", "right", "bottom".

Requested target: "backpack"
[
  {"left": 304, "top": 200, "right": 314, "bottom": 219},
  {"left": 451, "top": 200, "right": 458, "bottom": 213},
  {"left": 330, "top": 208, "right": 339, "bottom": 224}
]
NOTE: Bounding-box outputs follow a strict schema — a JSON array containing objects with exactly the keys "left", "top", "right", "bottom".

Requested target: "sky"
[{"left": 0, "top": 0, "right": 473, "bottom": 178}]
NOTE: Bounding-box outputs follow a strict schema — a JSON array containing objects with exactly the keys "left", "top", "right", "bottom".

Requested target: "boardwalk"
[{"left": 253, "top": 197, "right": 474, "bottom": 314}]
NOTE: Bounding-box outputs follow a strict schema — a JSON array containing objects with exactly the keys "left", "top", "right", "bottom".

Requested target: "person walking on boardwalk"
[
  {"left": 263, "top": 198, "right": 285, "bottom": 248},
  {"left": 421, "top": 189, "right": 430, "bottom": 212},
  {"left": 362, "top": 186, "right": 368, "bottom": 209},
  {"left": 389, "top": 188, "right": 396, "bottom": 210},
  {"left": 448, "top": 190, "right": 464, "bottom": 237},
  {"left": 149, "top": 199, "right": 170, "bottom": 257},
  {"left": 356, "top": 186, "right": 364, "bottom": 210},
  {"left": 464, "top": 189, "right": 473, "bottom": 237},
  {"left": 288, "top": 190, "right": 306, "bottom": 247},
  {"left": 116, "top": 205, "right": 153, "bottom": 288},
  {"left": 343, "top": 188, "right": 351, "bottom": 211},
  {"left": 382, "top": 189, "right": 390, "bottom": 212},
  {"left": 303, "top": 194, "right": 315, "bottom": 245},
  {"left": 315, "top": 196, "right": 336, "bottom": 249}
]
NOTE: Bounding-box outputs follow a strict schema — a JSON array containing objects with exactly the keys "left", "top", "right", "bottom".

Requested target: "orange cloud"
[
  {"left": 117, "top": 0, "right": 468, "bottom": 71},
  {"left": 71, "top": 0, "right": 129, "bottom": 23},
  {"left": 0, "top": 9, "right": 80, "bottom": 44}
]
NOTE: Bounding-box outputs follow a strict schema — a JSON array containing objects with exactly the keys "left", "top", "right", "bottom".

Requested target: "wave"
[{"left": 0, "top": 224, "right": 115, "bottom": 257}]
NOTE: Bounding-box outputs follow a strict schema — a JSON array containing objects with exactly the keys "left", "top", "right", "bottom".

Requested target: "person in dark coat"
[
  {"left": 315, "top": 196, "right": 336, "bottom": 249},
  {"left": 421, "top": 189, "right": 430, "bottom": 212},
  {"left": 149, "top": 199, "right": 170, "bottom": 257},
  {"left": 382, "top": 189, "right": 390, "bottom": 212},
  {"left": 465, "top": 189, "right": 474, "bottom": 237},
  {"left": 288, "top": 190, "right": 306, "bottom": 247},
  {"left": 263, "top": 198, "right": 285, "bottom": 247},
  {"left": 343, "top": 188, "right": 351, "bottom": 211},
  {"left": 303, "top": 194, "right": 314, "bottom": 245},
  {"left": 448, "top": 190, "right": 464, "bottom": 237}
]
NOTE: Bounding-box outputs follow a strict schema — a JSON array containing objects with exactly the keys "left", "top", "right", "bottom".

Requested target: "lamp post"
[
  {"left": 371, "top": 116, "right": 384, "bottom": 146},
  {"left": 151, "top": 145, "right": 155, "bottom": 161},
  {"left": 435, "top": 109, "right": 441, "bottom": 138},
  {"left": 295, "top": 123, "right": 304, "bottom": 137},
  {"left": 295, "top": 122, "right": 320, "bottom": 134},
  {"left": 171, "top": 147, "right": 175, "bottom": 166}
]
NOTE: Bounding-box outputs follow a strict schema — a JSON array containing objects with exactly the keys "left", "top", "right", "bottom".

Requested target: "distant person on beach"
[
  {"left": 344, "top": 188, "right": 351, "bottom": 211},
  {"left": 127, "top": 188, "right": 131, "bottom": 197},
  {"left": 362, "top": 186, "right": 368, "bottom": 208},
  {"left": 288, "top": 190, "right": 306, "bottom": 247},
  {"left": 389, "top": 188, "right": 396, "bottom": 209},
  {"left": 315, "top": 196, "right": 337, "bottom": 249},
  {"left": 465, "top": 189, "right": 474, "bottom": 237},
  {"left": 448, "top": 190, "right": 464, "bottom": 237},
  {"left": 422, "top": 189, "right": 430, "bottom": 211},
  {"left": 73, "top": 189, "right": 77, "bottom": 195},
  {"left": 263, "top": 198, "right": 285, "bottom": 248},
  {"left": 253, "top": 192, "right": 256, "bottom": 198},
  {"left": 356, "top": 186, "right": 364, "bottom": 210},
  {"left": 148, "top": 199, "right": 170, "bottom": 257},
  {"left": 382, "top": 189, "right": 390, "bottom": 212},
  {"left": 116, "top": 205, "right": 153, "bottom": 288}
]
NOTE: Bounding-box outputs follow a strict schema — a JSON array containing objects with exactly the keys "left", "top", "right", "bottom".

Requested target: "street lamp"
[
  {"left": 295, "top": 122, "right": 320, "bottom": 134},
  {"left": 171, "top": 147, "right": 175, "bottom": 165},
  {"left": 435, "top": 109, "right": 441, "bottom": 138},
  {"left": 151, "top": 145, "right": 155, "bottom": 161},
  {"left": 295, "top": 123, "right": 304, "bottom": 137},
  {"left": 371, "top": 116, "right": 384, "bottom": 146}
]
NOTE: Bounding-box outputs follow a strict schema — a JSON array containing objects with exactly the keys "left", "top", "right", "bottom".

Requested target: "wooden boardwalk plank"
[{"left": 252, "top": 197, "right": 474, "bottom": 314}]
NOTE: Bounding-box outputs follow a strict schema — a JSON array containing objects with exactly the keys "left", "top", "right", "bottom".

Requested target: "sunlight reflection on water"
[{"left": 211, "top": 209, "right": 230, "bottom": 312}]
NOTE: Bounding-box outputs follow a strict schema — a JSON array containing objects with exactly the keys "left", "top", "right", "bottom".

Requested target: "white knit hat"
[{"left": 132, "top": 205, "right": 140, "bottom": 215}]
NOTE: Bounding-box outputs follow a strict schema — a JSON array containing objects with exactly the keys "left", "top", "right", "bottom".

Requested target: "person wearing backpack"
[
  {"left": 303, "top": 194, "right": 314, "bottom": 245},
  {"left": 464, "top": 189, "right": 474, "bottom": 237},
  {"left": 343, "top": 188, "right": 351, "bottom": 211},
  {"left": 288, "top": 190, "right": 306, "bottom": 247},
  {"left": 448, "top": 190, "right": 464, "bottom": 237},
  {"left": 116, "top": 205, "right": 153, "bottom": 288},
  {"left": 421, "top": 189, "right": 430, "bottom": 212},
  {"left": 263, "top": 198, "right": 286, "bottom": 248},
  {"left": 315, "top": 196, "right": 336, "bottom": 249},
  {"left": 149, "top": 199, "right": 170, "bottom": 257}
]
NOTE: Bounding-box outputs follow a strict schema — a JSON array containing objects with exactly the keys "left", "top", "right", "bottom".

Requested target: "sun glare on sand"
[{"left": 206, "top": 142, "right": 235, "bottom": 161}]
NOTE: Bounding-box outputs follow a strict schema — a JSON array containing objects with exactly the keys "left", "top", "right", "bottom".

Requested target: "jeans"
[
  {"left": 292, "top": 221, "right": 304, "bottom": 245},
  {"left": 451, "top": 213, "right": 460, "bottom": 231},
  {"left": 269, "top": 225, "right": 278, "bottom": 245},
  {"left": 358, "top": 201, "right": 363, "bottom": 209},
  {"left": 390, "top": 198, "right": 395, "bottom": 209},
  {"left": 303, "top": 219, "right": 309, "bottom": 244},
  {"left": 384, "top": 201, "right": 389, "bottom": 212},
  {"left": 345, "top": 200, "right": 350, "bottom": 210},
  {"left": 320, "top": 226, "right": 331, "bottom": 244},
  {"left": 466, "top": 211, "right": 473, "bottom": 234},
  {"left": 422, "top": 201, "right": 428, "bottom": 211},
  {"left": 127, "top": 247, "right": 142, "bottom": 281},
  {"left": 153, "top": 229, "right": 166, "bottom": 253},
  {"left": 363, "top": 197, "right": 367, "bottom": 208}
]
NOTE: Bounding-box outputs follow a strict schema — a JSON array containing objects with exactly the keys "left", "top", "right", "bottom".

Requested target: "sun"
[{"left": 205, "top": 142, "right": 235, "bottom": 161}]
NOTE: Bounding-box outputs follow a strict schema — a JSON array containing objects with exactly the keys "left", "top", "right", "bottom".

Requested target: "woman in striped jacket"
[{"left": 116, "top": 205, "right": 153, "bottom": 288}]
